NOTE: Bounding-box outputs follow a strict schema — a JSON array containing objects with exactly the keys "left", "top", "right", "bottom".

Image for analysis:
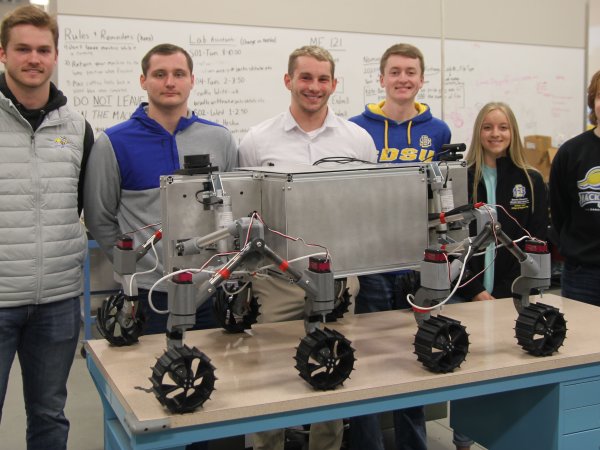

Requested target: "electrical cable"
[
  {"left": 312, "top": 156, "right": 376, "bottom": 166},
  {"left": 406, "top": 244, "right": 473, "bottom": 311}
]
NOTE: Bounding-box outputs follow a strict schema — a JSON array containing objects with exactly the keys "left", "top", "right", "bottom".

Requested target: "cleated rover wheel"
[
  {"left": 212, "top": 286, "right": 260, "bottom": 333},
  {"left": 325, "top": 280, "right": 352, "bottom": 322},
  {"left": 96, "top": 292, "right": 146, "bottom": 346},
  {"left": 515, "top": 303, "right": 567, "bottom": 356},
  {"left": 150, "top": 345, "right": 216, "bottom": 414},
  {"left": 414, "top": 315, "right": 469, "bottom": 373},
  {"left": 294, "top": 327, "right": 355, "bottom": 390}
]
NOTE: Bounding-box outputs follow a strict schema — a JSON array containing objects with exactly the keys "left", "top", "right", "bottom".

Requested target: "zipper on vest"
[{"left": 32, "top": 132, "right": 43, "bottom": 303}]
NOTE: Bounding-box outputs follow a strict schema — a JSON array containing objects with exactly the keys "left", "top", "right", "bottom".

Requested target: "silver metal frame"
[{"left": 160, "top": 162, "right": 468, "bottom": 278}]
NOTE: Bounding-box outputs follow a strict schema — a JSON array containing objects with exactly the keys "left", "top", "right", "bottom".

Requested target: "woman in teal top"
[
  {"left": 453, "top": 102, "right": 548, "bottom": 450},
  {"left": 459, "top": 102, "right": 548, "bottom": 303}
]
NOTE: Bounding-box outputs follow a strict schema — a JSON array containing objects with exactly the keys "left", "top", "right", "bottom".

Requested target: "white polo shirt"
[{"left": 238, "top": 108, "right": 378, "bottom": 167}]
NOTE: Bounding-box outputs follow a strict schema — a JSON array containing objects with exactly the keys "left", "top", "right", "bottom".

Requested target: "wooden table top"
[{"left": 86, "top": 294, "right": 600, "bottom": 430}]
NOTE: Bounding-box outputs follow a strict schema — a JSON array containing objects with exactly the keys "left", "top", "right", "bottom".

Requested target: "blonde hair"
[{"left": 466, "top": 102, "right": 537, "bottom": 209}]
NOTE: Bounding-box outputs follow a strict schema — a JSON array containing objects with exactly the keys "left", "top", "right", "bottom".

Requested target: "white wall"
[
  {"left": 56, "top": 0, "right": 586, "bottom": 47},
  {"left": 589, "top": 0, "right": 600, "bottom": 80}
]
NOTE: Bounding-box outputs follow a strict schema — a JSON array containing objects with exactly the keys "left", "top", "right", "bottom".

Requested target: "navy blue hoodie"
[{"left": 349, "top": 101, "right": 451, "bottom": 162}]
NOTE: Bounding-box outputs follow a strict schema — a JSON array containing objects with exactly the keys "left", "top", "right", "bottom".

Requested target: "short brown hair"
[
  {"left": 0, "top": 5, "right": 58, "bottom": 50},
  {"left": 587, "top": 69, "right": 600, "bottom": 125},
  {"left": 288, "top": 45, "right": 335, "bottom": 78},
  {"left": 141, "top": 43, "right": 193, "bottom": 76},
  {"left": 380, "top": 43, "right": 424, "bottom": 76}
]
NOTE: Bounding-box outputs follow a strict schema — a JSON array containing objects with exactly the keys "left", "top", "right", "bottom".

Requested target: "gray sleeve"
[{"left": 83, "top": 132, "right": 122, "bottom": 261}]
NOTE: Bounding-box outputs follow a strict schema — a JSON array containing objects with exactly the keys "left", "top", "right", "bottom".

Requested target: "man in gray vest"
[{"left": 0, "top": 5, "right": 93, "bottom": 450}]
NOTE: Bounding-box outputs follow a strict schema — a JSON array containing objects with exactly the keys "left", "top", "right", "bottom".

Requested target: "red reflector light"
[
  {"left": 117, "top": 235, "right": 133, "bottom": 250},
  {"left": 525, "top": 241, "right": 548, "bottom": 254},
  {"left": 424, "top": 249, "right": 447, "bottom": 262},
  {"left": 309, "top": 257, "right": 331, "bottom": 273},
  {"left": 173, "top": 271, "right": 193, "bottom": 283}
]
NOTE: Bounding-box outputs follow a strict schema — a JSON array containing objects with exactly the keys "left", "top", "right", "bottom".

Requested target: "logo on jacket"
[
  {"left": 578, "top": 166, "right": 600, "bottom": 210},
  {"left": 512, "top": 184, "right": 526, "bottom": 198},
  {"left": 53, "top": 136, "right": 70, "bottom": 148},
  {"left": 419, "top": 135, "right": 432, "bottom": 148},
  {"left": 510, "top": 184, "right": 529, "bottom": 210},
  {"left": 578, "top": 167, "right": 600, "bottom": 189}
]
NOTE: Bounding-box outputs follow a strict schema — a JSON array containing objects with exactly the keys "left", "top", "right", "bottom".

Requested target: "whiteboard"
[
  {"left": 57, "top": 15, "right": 585, "bottom": 147},
  {"left": 443, "top": 40, "right": 585, "bottom": 146}
]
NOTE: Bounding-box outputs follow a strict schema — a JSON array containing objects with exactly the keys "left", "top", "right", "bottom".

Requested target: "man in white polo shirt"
[{"left": 238, "top": 45, "right": 377, "bottom": 450}]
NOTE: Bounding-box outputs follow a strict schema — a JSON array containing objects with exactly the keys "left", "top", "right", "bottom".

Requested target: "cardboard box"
[
  {"left": 524, "top": 135, "right": 551, "bottom": 167},
  {"left": 524, "top": 135, "right": 552, "bottom": 150},
  {"left": 524, "top": 135, "right": 552, "bottom": 182},
  {"left": 537, "top": 158, "right": 551, "bottom": 183}
]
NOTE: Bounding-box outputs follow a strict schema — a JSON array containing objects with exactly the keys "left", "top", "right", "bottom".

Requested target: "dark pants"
[
  {"left": 0, "top": 297, "right": 80, "bottom": 450},
  {"left": 348, "top": 273, "right": 427, "bottom": 450},
  {"left": 137, "top": 288, "right": 218, "bottom": 335},
  {"left": 561, "top": 262, "right": 600, "bottom": 306}
]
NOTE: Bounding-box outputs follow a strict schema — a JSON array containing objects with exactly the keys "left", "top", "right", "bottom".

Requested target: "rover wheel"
[
  {"left": 150, "top": 345, "right": 216, "bottom": 414},
  {"left": 212, "top": 286, "right": 260, "bottom": 333},
  {"left": 414, "top": 315, "right": 469, "bottom": 373},
  {"left": 515, "top": 303, "right": 567, "bottom": 356},
  {"left": 294, "top": 328, "right": 355, "bottom": 390},
  {"left": 96, "top": 292, "right": 146, "bottom": 346}
]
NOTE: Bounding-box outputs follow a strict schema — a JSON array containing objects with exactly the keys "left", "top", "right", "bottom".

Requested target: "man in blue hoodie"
[
  {"left": 350, "top": 43, "right": 450, "bottom": 164},
  {"left": 347, "top": 43, "right": 465, "bottom": 450}
]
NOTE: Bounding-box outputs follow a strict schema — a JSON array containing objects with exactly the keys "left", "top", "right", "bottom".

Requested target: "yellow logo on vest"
[{"left": 53, "top": 136, "right": 70, "bottom": 148}]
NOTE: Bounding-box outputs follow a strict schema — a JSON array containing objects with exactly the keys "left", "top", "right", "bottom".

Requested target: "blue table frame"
[
  {"left": 85, "top": 295, "right": 600, "bottom": 450},
  {"left": 83, "top": 239, "right": 100, "bottom": 341}
]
